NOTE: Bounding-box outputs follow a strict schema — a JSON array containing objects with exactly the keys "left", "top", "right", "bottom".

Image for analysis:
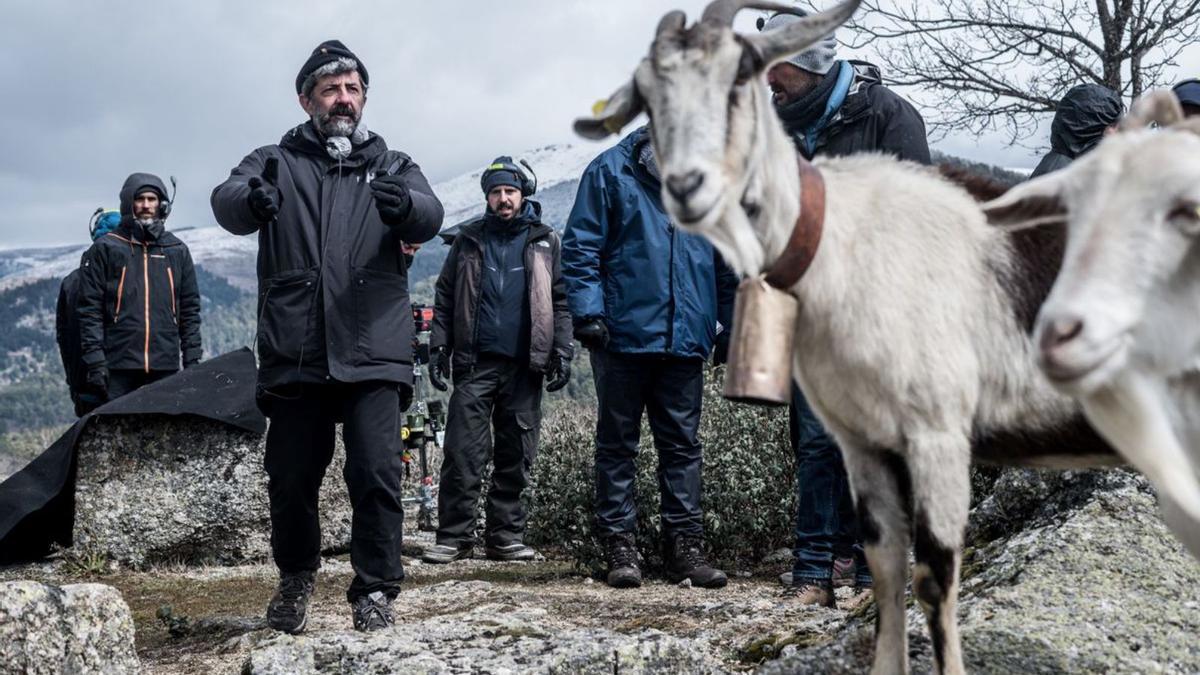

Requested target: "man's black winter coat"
[
  {"left": 784, "top": 61, "right": 931, "bottom": 165},
  {"left": 76, "top": 220, "right": 202, "bottom": 373},
  {"left": 210, "top": 122, "right": 444, "bottom": 388},
  {"left": 432, "top": 201, "right": 572, "bottom": 375}
]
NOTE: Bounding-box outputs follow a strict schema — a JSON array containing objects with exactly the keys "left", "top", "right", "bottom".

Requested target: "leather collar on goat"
[{"left": 763, "top": 157, "right": 825, "bottom": 290}]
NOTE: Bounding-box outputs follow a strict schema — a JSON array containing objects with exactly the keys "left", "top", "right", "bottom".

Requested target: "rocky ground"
[
  {"left": 3, "top": 412, "right": 1199, "bottom": 673},
  {"left": 5, "top": 466, "right": 1198, "bottom": 675},
  {"left": 1, "top": 531, "right": 857, "bottom": 674}
]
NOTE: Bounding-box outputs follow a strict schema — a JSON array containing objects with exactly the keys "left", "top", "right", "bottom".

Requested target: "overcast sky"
[{"left": 1, "top": 0, "right": 1196, "bottom": 249}]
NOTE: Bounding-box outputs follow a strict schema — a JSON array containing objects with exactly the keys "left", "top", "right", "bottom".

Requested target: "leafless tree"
[{"left": 846, "top": 0, "right": 1200, "bottom": 142}]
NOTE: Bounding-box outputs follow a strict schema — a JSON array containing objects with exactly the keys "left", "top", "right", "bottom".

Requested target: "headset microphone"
[
  {"left": 88, "top": 207, "right": 103, "bottom": 237},
  {"left": 519, "top": 159, "right": 538, "bottom": 196},
  {"left": 158, "top": 175, "right": 178, "bottom": 220}
]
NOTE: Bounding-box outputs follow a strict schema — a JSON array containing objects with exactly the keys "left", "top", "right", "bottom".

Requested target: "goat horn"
[
  {"left": 656, "top": 10, "right": 687, "bottom": 37},
  {"left": 701, "top": 0, "right": 806, "bottom": 28},
  {"left": 1120, "top": 89, "right": 1184, "bottom": 131},
  {"left": 741, "top": 0, "right": 862, "bottom": 67}
]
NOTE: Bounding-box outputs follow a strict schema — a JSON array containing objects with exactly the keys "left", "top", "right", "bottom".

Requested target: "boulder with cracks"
[
  {"left": 0, "top": 580, "right": 139, "bottom": 674},
  {"left": 759, "top": 470, "right": 1200, "bottom": 674}
]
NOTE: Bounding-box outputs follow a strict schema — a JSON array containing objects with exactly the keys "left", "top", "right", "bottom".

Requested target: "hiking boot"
[
  {"left": 604, "top": 532, "right": 642, "bottom": 588},
  {"left": 421, "top": 542, "right": 474, "bottom": 564},
  {"left": 484, "top": 542, "right": 538, "bottom": 561},
  {"left": 266, "top": 571, "right": 315, "bottom": 634},
  {"left": 783, "top": 579, "right": 835, "bottom": 608},
  {"left": 663, "top": 534, "right": 728, "bottom": 589},
  {"left": 350, "top": 591, "right": 395, "bottom": 632},
  {"left": 832, "top": 556, "right": 857, "bottom": 588}
]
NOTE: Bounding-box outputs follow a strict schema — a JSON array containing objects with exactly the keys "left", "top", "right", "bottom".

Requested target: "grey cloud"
[{"left": 1, "top": 0, "right": 1196, "bottom": 248}]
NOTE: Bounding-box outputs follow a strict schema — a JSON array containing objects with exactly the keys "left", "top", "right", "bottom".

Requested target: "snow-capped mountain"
[
  {"left": 434, "top": 142, "right": 605, "bottom": 228},
  {"left": 0, "top": 227, "right": 259, "bottom": 292},
  {"left": 0, "top": 141, "right": 609, "bottom": 295}
]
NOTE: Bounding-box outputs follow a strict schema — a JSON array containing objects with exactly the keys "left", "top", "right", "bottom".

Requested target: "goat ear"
[
  {"left": 735, "top": 37, "right": 765, "bottom": 84},
  {"left": 981, "top": 173, "right": 1069, "bottom": 231},
  {"left": 574, "top": 79, "right": 644, "bottom": 141}
]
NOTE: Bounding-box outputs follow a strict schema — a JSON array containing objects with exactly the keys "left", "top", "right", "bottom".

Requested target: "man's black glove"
[
  {"left": 573, "top": 319, "right": 609, "bottom": 351},
  {"left": 428, "top": 346, "right": 450, "bottom": 391},
  {"left": 399, "top": 383, "right": 413, "bottom": 413},
  {"left": 370, "top": 174, "right": 413, "bottom": 225},
  {"left": 247, "top": 157, "right": 281, "bottom": 222},
  {"left": 86, "top": 364, "right": 108, "bottom": 398},
  {"left": 712, "top": 332, "right": 731, "bottom": 366},
  {"left": 545, "top": 355, "right": 571, "bottom": 392}
]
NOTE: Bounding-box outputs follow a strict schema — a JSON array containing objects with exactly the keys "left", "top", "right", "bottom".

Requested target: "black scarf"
[{"left": 774, "top": 68, "right": 841, "bottom": 137}]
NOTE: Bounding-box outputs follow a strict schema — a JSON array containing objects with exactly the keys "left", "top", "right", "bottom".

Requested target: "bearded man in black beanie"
[
  {"left": 211, "top": 39, "right": 444, "bottom": 633},
  {"left": 77, "top": 173, "right": 202, "bottom": 402},
  {"left": 423, "top": 157, "right": 572, "bottom": 565}
]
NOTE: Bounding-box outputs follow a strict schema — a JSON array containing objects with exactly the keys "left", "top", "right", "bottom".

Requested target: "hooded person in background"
[
  {"left": 76, "top": 174, "right": 202, "bottom": 403},
  {"left": 423, "top": 157, "right": 572, "bottom": 565},
  {"left": 759, "top": 5, "right": 930, "bottom": 608},
  {"left": 1031, "top": 84, "right": 1124, "bottom": 178},
  {"left": 211, "top": 40, "right": 443, "bottom": 634},
  {"left": 1173, "top": 78, "right": 1200, "bottom": 118},
  {"left": 57, "top": 209, "right": 123, "bottom": 416}
]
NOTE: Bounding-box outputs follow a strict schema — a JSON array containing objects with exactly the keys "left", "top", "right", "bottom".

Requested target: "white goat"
[
  {"left": 983, "top": 90, "right": 1200, "bottom": 560},
  {"left": 574, "top": 2, "right": 1192, "bottom": 674}
]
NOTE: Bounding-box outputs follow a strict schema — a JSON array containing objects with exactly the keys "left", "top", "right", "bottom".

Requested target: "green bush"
[{"left": 526, "top": 365, "right": 795, "bottom": 573}]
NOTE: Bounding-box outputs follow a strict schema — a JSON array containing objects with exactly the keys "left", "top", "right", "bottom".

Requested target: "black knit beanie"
[{"left": 295, "top": 39, "right": 369, "bottom": 95}]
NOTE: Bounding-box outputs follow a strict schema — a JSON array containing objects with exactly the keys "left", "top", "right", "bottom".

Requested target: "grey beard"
[
  {"left": 311, "top": 112, "right": 369, "bottom": 146},
  {"left": 134, "top": 217, "right": 158, "bottom": 227}
]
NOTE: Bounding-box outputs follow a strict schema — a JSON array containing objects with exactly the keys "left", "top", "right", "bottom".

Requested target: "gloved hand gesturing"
[
  {"left": 712, "top": 332, "right": 731, "bottom": 366},
  {"left": 545, "top": 355, "right": 571, "bottom": 392},
  {"left": 248, "top": 157, "right": 281, "bottom": 222},
  {"left": 573, "top": 319, "right": 609, "bottom": 352},
  {"left": 86, "top": 364, "right": 108, "bottom": 398},
  {"left": 370, "top": 174, "right": 413, "bottom": 225},
  {"left": 428, "top": 346, "right": 450, "bottom": 391}
]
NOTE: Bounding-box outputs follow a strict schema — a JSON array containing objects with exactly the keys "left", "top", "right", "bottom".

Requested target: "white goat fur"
[
  {"left": 572, "top": 3, "right": 1190, "bottom": 673},
  {"left": 985, "top": 124, "right": 1200, "bottom": 559}
]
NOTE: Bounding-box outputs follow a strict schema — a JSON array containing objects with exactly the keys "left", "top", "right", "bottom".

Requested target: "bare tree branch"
[{"left": 848, "top": 0, "right": 1199, "bottom": 143}]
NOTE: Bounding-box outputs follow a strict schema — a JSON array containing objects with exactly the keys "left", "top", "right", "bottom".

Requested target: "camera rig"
[{"left": 401, "top": 303, "right": 445, "bottom": 531}]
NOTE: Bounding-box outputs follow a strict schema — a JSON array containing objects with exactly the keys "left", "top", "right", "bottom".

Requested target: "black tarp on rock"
[{"left": 0, "top": 348, "right": 265, "bottom": 564}]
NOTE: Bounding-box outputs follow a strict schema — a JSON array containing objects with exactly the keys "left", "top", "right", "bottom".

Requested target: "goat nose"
[
  {"left": 1039, "top": 316, "right": 1085, "bottom": 353},
  {"left": 666, "top": 171, "right": 705, "bottom": 202}
]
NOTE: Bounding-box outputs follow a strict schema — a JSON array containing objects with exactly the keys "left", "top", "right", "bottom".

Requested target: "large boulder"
[
  {"left": 73, "top": 416, "right": 353, "bottom": 567},
  {"left": 243, "top": 580, "right": 726, "bottom": 674},
  {"left": 758, "top": 469, "right": 1200, "bottom": 673},
  {"left": 0, "top": 580, "right": 138, "bottom": 674}
]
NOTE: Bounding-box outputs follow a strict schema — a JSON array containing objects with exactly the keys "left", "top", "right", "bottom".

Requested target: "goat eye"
[{"left": 1168, "top": 202, "right": 1200, "bottom": 235}]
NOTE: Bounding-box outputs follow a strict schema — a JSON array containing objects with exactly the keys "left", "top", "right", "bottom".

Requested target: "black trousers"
[
  {"left": 437, "top": 355, "right": 543, "bottom": 547},
  {"left": 591, "top": 351, "right": 705, "bottom": 538},
  {"left": 262, "top": 381, "right": 405, "bottom": 600},
  {"left": 107, "top": 369, "right": 176, "bottom": 401}
]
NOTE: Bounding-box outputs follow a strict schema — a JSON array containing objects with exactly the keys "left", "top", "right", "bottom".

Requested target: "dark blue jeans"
[
  {"left": 591, "top": 351, "right": 705, "bottom": 538},
  {"left": 791, "top": 385, "right": 871, "bottom": 585}
]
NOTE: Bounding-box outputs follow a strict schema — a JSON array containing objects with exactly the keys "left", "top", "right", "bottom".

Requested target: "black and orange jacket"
[{"left": 77, "top": 220, "right": 202, "bottom": 372}]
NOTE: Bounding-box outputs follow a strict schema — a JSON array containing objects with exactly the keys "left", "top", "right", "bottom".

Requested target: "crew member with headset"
[
  {"left": 423, "top": 156, "right": 572, "bottom": 565},
  {"left": 57, "top": 209, "right": 122, "bottom": 416},
  {"left": 76, "top": 173, "right": 202, "bottom": 402}
]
